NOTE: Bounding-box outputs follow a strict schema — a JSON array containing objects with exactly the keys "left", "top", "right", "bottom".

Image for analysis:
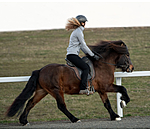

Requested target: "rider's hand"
[{"left": 93, "top": 54, "right": 100, "bottom": 60}]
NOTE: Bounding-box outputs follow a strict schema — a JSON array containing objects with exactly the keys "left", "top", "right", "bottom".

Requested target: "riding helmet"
[{"left": 76, "top": 15, "right": 88, "bottom": 23}]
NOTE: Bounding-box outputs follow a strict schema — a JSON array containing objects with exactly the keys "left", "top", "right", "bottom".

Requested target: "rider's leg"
[{"left": 67, "top": 54, "right": 90, "bottom": 93}]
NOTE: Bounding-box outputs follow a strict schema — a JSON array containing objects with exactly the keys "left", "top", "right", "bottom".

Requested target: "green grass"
[{"left": 0, "top": 27, "right": 150, "bottom": 124}]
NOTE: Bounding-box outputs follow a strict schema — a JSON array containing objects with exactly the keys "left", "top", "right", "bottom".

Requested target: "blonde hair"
[{"left": 65, "top": 17, "right": 81, "bottom": 30}]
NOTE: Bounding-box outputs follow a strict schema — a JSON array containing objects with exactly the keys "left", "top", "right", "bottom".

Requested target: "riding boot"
[{"left": 79, "top": 73, "right": 93, "bottom": 95}]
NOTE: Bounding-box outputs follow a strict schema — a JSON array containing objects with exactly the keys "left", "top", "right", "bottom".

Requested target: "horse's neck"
[{"left": 93, "top": 54, "right": 117, "bottom": 73}]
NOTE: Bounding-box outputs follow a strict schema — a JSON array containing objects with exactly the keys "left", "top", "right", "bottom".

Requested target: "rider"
[{"left": 66, "top": 15, "right": 99, "bottom": 95}]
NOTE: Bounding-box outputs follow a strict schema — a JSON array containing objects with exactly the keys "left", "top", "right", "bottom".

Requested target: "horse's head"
[
  {"left": 89, "top": 40, "right": 134, "bottom": 72},
  {"left": 116, "top": 52, "right": 134, "bottom": 72},
  {"left": 111, "top": 40, "right": 134, "bottom": 72}
]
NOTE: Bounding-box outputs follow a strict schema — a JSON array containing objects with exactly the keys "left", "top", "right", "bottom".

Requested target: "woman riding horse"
[{"left": 6, "top": 28, "right": 134, "bottom": 126}]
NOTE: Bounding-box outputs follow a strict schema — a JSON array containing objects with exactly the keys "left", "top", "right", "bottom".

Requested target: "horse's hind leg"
[
  {"left": 98, "top": 92, "right": 121, "bottom": 121},
  {"left": 19, "top": 88, "right": 48, "bottom": 125},
  {"left": 51, "top": 89, "right": 80, "bottom": 123}
]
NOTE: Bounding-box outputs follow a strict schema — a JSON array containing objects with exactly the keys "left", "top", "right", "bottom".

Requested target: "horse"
[{"left": 6, "top": 40, "right": 134, "bottom": 125}]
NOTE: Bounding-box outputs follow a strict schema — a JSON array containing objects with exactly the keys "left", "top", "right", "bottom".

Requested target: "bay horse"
[{"left": 6, "top": 40, "right": 134, "bottom": 125}]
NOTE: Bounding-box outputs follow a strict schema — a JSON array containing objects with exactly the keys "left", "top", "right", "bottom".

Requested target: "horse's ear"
[
  {"left": 110, "top": 40, "right": 124, "bottom": 46},
  {"left": 121, "top": 43, "right": 124, "bottom": 46},
  {"left": 110, "top": 40, "right": 128, "bottom": 54},
  {"left": 116, "top": 40, "right": 126, "bottom": 47}
]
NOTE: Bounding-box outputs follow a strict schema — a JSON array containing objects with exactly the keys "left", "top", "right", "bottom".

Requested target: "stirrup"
[{"left": 79, "top": 89, "right": 93, "bottom": 96}]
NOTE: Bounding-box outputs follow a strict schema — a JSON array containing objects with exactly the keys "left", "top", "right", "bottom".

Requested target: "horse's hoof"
[
  {"left": 76, "top": 120, "right": 81, "bottom": 123},
  {"left": 115, "top": 117, "right": 121, "bottom": 121},
  {"left": 25, "top": 123, "right": 30, "bottom": 126},
  {"left": 120, "top": 100, "right": 127, "bottom": 108}
]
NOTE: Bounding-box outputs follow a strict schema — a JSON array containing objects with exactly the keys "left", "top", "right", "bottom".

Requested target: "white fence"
[
  {"left": 115, "top": 71, "right": 150, "bottom": 117},
  {"left": 0, "top": 71, "right": 150, "bottom": 117}
]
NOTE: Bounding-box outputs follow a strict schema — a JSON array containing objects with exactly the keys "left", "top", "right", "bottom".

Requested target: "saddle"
[{"left": 65, "top": 56, "right": 95, "bottom": 92}]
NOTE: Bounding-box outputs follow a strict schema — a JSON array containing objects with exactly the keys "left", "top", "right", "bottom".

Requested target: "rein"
[
  {"left": 92, "top": 51, "right": 117, "bottom": 66},
  {"left": 92, "top": 50, "right": 129, "bottom": 69}
]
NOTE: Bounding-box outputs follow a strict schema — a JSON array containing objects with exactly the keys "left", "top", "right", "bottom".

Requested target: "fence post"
[{"left": 116, "top": 77, "right": 123, "bottom": 117}]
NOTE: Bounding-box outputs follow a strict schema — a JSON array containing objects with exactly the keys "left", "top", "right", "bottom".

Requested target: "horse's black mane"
[{"left": 89, "top": 40, "right": 128, "bottom": 55}]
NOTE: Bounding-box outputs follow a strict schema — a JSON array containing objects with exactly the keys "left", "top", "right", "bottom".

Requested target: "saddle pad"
[{"left": 66, "top": 56, "right": 95, "bottom": 80}]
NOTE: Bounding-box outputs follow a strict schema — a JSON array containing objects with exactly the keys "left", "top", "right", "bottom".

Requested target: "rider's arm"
[{"left": 77, "top": 31, "right": 94, "bottom": 57}]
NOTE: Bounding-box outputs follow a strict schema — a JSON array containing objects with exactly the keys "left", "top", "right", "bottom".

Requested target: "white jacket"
[{"left": 66, "top": 26, "right": 94, "bottom": 57}]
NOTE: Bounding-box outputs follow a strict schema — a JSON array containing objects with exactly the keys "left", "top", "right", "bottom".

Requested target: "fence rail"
[
  {"left": 0, "top": 76, "right": 30, "bottom": 83},
  {"left": 0, "top": 71, "right": 150, "bottom": 118}
]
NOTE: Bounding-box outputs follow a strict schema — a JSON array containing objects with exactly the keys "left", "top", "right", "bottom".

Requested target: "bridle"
[
  {"left": 92, "top": 50, "right": 131, "bottom": 71},
  {"left": 116, "top": 54, "right": 131, "bottom": 71}
]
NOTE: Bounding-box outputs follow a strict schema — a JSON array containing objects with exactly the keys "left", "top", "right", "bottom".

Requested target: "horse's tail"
[{"left": 6, "top": 70, "right": 40, "bottom": 117}]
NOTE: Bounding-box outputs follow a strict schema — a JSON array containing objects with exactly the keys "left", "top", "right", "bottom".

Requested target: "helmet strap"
[{"left": 81, "top": 22, "right": 85, "bottom": 27}]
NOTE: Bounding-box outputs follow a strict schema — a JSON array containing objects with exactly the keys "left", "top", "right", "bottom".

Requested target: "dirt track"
[{"left": 1, "top": 116, "right": 150, "bottom": 129}]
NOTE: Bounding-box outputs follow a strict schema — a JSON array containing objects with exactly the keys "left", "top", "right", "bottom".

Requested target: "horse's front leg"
[
  {"left": 98, "top": 92, "right": 121, "bottom": 121},
  {"left": 107, "top": 84, "right": 130, "bottom": 107}
]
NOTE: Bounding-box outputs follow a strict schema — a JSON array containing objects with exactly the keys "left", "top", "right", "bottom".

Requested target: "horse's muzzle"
[{"left": 126, "top": 65, "right": 134, "bottom": 72}]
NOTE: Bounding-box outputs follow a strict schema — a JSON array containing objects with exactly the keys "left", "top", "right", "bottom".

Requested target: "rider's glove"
[{"left": 93, "top": 54, "right": 100, "bottom": 60}]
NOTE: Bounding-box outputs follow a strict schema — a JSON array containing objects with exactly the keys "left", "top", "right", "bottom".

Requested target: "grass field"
[{"left": 0, "top": 27, "right": 150, "bottom": 123}]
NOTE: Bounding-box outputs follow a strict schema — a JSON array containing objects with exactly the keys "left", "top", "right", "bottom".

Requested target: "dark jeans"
[{"left": 67, "top": 54, "right": 90, "bottom": 90}]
